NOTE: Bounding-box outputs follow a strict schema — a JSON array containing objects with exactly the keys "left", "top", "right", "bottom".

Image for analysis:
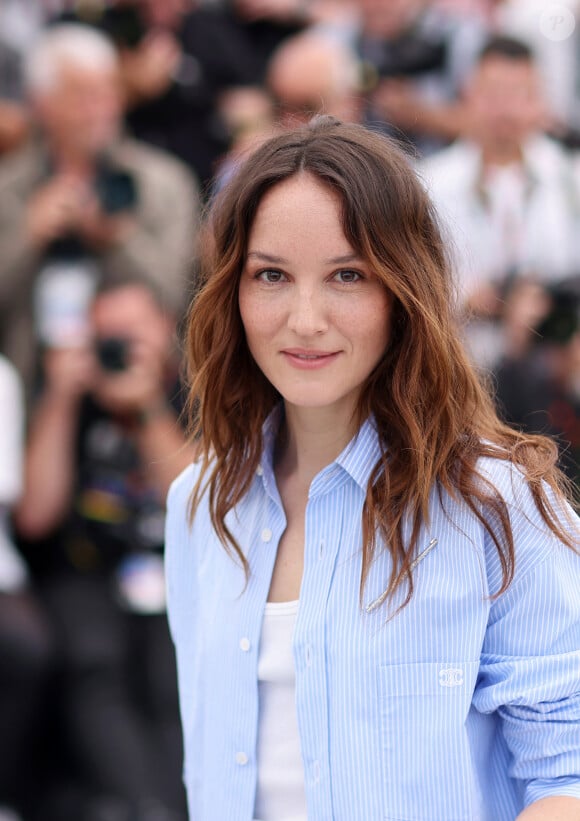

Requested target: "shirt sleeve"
[
  {"left": 164, "top": 464, "right": 202, "bottom": 812},
  {"left": 472, "top": 471, "right": 580, "bottom": 807},
  {"left": 164, "top": 464, "right": 198, "bottom": 644}
]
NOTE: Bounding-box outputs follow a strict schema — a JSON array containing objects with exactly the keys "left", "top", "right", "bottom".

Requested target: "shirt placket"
[
  {"left": 218, "top": 482, "right": 286, "bottom": 820},
  {"left": 293, "top": 472, "right": 346, "bottom": 820}
]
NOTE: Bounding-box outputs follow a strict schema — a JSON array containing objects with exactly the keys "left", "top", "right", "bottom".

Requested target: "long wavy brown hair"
[{"left": 185, "top": 116, "right": 578, "bottom": 608}]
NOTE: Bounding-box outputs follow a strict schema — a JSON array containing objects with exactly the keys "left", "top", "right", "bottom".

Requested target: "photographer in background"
[
  {"left": 71, "top": 0, "right": 354, "bottom": 191},
  {"left": 0, "top": 23, "right": 200, "bottom": 403},
  {"left": 495, "top": 277, "right": 580, "bottom": 495},
  {"left": 421, "top": 35, "right": 580, "bottom": 368},
  {"left": 57, "top": 0, "right": 257, "bottom": 191},
  {"left": 357, "top": 0, "right": 485, "bottom": 155},
  {"left": 15, "top": 279, "right": 193, "bottom": 821}
]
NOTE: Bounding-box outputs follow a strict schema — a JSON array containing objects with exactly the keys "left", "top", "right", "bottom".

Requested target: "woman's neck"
[
  {"left": 274, "top": 402, "right": 359, "bottom": 486},
  {"left": 481, "top": 140, "right": 524, "bottom": 168}
]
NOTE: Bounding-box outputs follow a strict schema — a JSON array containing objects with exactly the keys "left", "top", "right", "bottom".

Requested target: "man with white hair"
[{"left": 0, "top": 24, "right": 200, "bottom": 400}]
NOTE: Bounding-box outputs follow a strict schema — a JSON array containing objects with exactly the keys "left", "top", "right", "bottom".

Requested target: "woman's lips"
[{"left": 281, "top": 349, "right": 341, "bottom": 370}]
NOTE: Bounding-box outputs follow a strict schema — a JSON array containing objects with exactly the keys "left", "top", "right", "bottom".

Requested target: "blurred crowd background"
[{"left": 1, "top": 0, "right": 580, "bottom": 819}]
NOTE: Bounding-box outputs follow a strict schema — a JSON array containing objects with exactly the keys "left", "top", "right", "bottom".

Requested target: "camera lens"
[{"left": 96, "top": 337, "right": 129, "bottom": 371}]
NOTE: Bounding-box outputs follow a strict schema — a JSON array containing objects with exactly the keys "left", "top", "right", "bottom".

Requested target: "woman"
[{"left": 165, "top": 117, "right": 580, "bottom": 820}]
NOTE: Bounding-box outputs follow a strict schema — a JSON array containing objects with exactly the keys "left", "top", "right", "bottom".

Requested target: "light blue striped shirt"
[{"left": 165, "top": 412, "right": 580, "bottom": 820}]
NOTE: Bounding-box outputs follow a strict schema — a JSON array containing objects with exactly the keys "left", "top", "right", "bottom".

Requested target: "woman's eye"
[
  {"left": 334, "top": 269, "right": 362, "bottom": 284},
  {"left": 257, "top": 269, "right": 286, "bottom": 283}
]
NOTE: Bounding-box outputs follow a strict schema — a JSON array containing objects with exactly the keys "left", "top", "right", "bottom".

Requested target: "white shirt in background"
[{"left": 0, "top": 355, "right": 27, "bottom": 592}]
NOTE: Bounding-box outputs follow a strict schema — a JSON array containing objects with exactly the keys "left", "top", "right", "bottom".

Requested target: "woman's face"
[{"left": 238, "top": 173, "right": 392, "bottom": 417}]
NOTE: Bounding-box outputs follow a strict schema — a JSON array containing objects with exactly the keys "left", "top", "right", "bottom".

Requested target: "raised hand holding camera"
[
  {"left": 76, "top": 196, "right": 136, "bottom": 251},
  {"left": 43, "top": 346, "right": 97, "bottom": 404},
  {"left": 26, "top": 173, "right": 92, "bottom": 249},
  {"left": 93, "top": 328, "right": 170, "bottom": 422},
  {"left": 34, "top": 281, "right": 174, "bottom": 425}
]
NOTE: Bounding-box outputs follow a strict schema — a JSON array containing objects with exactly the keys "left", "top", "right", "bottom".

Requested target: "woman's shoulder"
[
  {"left": 167, "top": 461, "right": 202, "bottom": 510},
  {"left": 165, "top": 460, "right": 211, "bottom": 543},
  {"left": 473, "top": 453, "right": 531, "bottom": 503},
  {"left": 468, "top": 452, "right": 579, "bottom": 589},
  {"left": 473, "top": 450, "right": 572, "bottom": 520}
]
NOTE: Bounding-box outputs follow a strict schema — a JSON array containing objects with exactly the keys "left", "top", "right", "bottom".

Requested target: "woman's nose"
[{"left": 286, "top": 287, "right": 329, "bottom": 336}]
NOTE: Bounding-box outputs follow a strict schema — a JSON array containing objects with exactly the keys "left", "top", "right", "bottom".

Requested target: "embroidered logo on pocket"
[{"left": 438, "top": 667, "right": 464, "bottom": 687}]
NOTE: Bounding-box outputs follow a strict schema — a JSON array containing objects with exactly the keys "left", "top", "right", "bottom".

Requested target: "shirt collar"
[
  {"left": 466, "top": 136, "right": 566, "bottom": 206},
  {"left": 258, "top": 407, "right": 384, "bottom": 499},
  {"left": 334, "top": 415, "right": 383, "bottom": 492},
  {"left": 257, "top": 404, "right": 283, "bottom": 504}
]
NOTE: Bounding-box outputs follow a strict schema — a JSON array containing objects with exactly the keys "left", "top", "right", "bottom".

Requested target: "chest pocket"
[{"left": 378, "top": 660, "right": 482, "bottom": 821}]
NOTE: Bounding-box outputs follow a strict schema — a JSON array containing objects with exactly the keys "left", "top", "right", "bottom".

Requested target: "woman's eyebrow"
[
  {"left": 246, "top": 251, "right": 363, "bottom": 264},
  {"left": 326, "top": 253, "right": 361, "bottom": 264},
  {"left": 247, "top": 251, "right": 288, "bottom": 264}
]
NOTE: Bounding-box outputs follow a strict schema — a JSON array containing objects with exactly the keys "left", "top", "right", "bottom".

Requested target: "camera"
[
  {"left": 535, "top": 279, "right": 580, "bottom": 346},
  {"left": 57, "top": 4, "right": 146, "bottom": 50},
  {"left": 361, "top": 27, "right": 448, "bottom": 92},
  {"left": 95, "top": 164, "right": 138, "bottom": 215},
  {"left": 95, "top": 337, "right": 130, "bottom": 372},
  {"left": 101, "top": 5, "right": 147, "bottom": 49}
]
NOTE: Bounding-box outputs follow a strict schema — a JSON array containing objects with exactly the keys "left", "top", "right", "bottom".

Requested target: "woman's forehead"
[{"left": 245, "top": 175, "right": 355, "bottom": 258}]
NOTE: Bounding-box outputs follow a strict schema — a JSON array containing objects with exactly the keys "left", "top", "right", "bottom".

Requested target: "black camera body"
[
  {"left": 361, "top": 26, "right": 448, "bottom": 91},
  {"left": 102, "top": 5, "right": 147, "bottom": 49},
  {"left": 95, "top": 163, "right": 139, "bottom": 215},
  {"left": 95, "top": 337, "right": 130, "bottom": 372},
  {"left": 536, "top": 288, "right": 580, "bottom": 346},
  {"left": 57, "top": 5, "right": 147, "bottom": 50}
]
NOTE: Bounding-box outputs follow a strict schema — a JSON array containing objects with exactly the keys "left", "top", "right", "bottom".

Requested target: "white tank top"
[{"left": 253, "top": 600, "right": 308, "bottom": 821}]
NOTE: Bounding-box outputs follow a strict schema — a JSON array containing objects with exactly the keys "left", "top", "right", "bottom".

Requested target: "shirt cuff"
[{"left": 525, "top": 776, "right": 580, "bottom": 807}]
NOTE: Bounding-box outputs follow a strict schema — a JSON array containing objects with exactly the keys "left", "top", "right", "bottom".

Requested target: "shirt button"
[
  {"left": 305, "top": 645, "right": 312, "bottom": 667},
  {"left": 239, "top": 637, "right": 251, "bottom": 652},
  {"left": 235, "top": 751, "right": 249, "bottom": 766},
  {"left": 256, "top": 465, "right": 264, "bottom": 476},
  {"left": 319, "top": 540, "right": 325, "bottom": 559},
  {"left": 261, "top": 528, "right": 272, "bottom": 542}
]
